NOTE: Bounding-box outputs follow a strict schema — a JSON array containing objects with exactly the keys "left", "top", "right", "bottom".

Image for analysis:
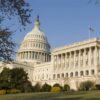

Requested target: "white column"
[
  {"left": 40, "top": 52, "right": 42, "bottom": 61},
  {"left": 74, "top": 51, "right": 76, "bottom": 68},
  {"left": 45, "top": 54, "right": 47, "bottom": 62},
  {"left": 60, "top": 54, "right": 63, "bottom": 68},
  {"left": 64, "top": 53, "right": 65, "bottom": 68},
  {"left": 28, "top": 51, "right": 30, "bottom": 59},
  {"left": 89, "top": 47, "right": 91, "bottom": 67},
  {"left": 78, "top": 50, "right": 81, "bottom": 68},
  {"left": 26, "top": 52, "right": 28, "bottom": 59},
  {"left": 42, "top": 53, "right": 43, "bottom": 61},
  {"left": 37, "top": 52, "right": 39, "bottom": 60},
  {"left": 43, "top": 53, "right": 45, "bottom": 62},
  {"left": 34, "top": 52, "right": 36, "bottom": 60},
  {"left": 30, "top": 51, "right": 31, "bottom": 59},
  {"left": 58, "top": 55, "right": 60, "bottom": 69},
  {"left": 69, "top": 52, "right": 71, "bottom": 68},
  {"left": 54, "top": 55, "right": 57, "bottom": 70},
  {"left": 94, "top": 46, "right": 98, "bottom": 66},
  {"left": 84, "top": 49, "right": 86, "bottom": 67},
  {"left": 56, "top": 55, "right": 58, "bottom": 70}
]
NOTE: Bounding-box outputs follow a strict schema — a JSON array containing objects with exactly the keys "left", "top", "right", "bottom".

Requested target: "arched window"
[
  {"left": 57, "top": 74, "right": 60, "bottom": 78},
  {"left": 86, "top": 70, "right": 89, "bottom": 75},
  {"left": 80, "top": 71, "right": 84, "bottom": 76},
  {"left": 66, "top": 73, "right": 68, "bottom": 77},
  {"left": 91, "top": 69, "right": 95, "bottom": 75},
  {"left": 75, "top": 71, "right": 78, "bottom": 77},
  {"left": 70, "top": 72, "right": 73, "bottom": 77},
  {"left": 61, "top": 73, "right": 64, "bottom": 78},
  {"left": 53, "top": 74, "right": 55, "bottom": 79}
]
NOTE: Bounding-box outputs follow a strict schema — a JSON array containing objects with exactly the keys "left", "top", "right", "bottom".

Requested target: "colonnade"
[
  {"left": 17, "top": 51, "right": 51, "bottom": 62},
  {"left": 53, "top": 46, "right": 99, "bottom": 70}
]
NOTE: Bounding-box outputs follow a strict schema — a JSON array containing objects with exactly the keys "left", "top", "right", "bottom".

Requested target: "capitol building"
[{"left": 0, "top": 16, "right": 100, "bottom": 90}]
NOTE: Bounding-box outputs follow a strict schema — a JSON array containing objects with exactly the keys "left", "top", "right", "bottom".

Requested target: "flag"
[{"left": 89, "top": 27, "right": 94, "bottom": 32}]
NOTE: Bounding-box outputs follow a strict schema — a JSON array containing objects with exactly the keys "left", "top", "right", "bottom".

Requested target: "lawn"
[{"left": 0, "top": 90, "right": 100, "bottom": 100}]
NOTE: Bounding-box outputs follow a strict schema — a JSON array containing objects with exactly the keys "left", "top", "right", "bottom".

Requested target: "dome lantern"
[{"left": 34, "top": 15, "right": 40, "bottom": 30}]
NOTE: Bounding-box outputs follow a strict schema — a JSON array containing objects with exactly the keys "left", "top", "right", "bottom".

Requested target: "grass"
[{"left": 0, "top": 90, "right": 100, "bottom": 100}]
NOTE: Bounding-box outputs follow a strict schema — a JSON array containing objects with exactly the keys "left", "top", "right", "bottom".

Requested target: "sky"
[{"left": 5, "top": 0, "right": 100, "bottom": 51}]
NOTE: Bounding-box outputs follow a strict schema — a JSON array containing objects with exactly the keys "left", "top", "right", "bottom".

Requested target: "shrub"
[
  {"left": 33, "top": 83, "right": 41, "bottom": 92},
  {"left": 53, "top": 83, "right": 61, "bottom": 87},
  {"left": 51, "top": 86, "right": 61, "bottom": 93},
  {"left": 53, "top": 83, "right": 63, "bottom": 90},
  {"left": 9, "top": 89, "right": 21, "bottom": 94},
  {"left": 0, "top": 90, "right": 6, "bottom": 95},
  {"left": 79, "top": 80, "right": 94, "bottom": 91},
  {"left": 95, "top": 84, "right": 100, "bottom": 90},
  {"left": 41, "top": 83, "right": 51, "bottom": 92},
  {"left": 63, "top": 84, "right": 70, "bottom": 91}
]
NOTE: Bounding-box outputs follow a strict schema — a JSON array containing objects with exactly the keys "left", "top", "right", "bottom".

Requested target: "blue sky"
[{"left": 9, "top": 0, "right": 100, "bottom": 50}]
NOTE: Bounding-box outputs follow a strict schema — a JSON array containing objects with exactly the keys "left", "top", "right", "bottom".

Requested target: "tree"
[
  {"left": 0, "top": 0, "right": 31, "bottom": 26},
  {"left": 0, "top": 28, "right": 15, "bottom": 61},
  {"left": 63, "top": 84, "right": 70, "bottom": 91},
  {"left": 79, "top": 80, "right": 94, "bottom": 91},
  {"left": 53, "top": 83, "right": 63, "bottom": 90},
  {"left": 0, "top": 68, "right": 11, "bottom": 91},
  {"left": 10, "top": 68, "right": 33, "bottom": 92},
  {"left": 0, "top": 68, "right": 33, "bottom": 93},
  {"left": 88, "top": 0, "right": 100, "bottom": 4},
  {"left": 0, "top": 0, "right": 31, "bottom": 61},
  {"left": 41, "top": 83, "right": 51, "bottom": 92},
  {"left": 33, "top": 83, "right": 41, "bottom": 92}
]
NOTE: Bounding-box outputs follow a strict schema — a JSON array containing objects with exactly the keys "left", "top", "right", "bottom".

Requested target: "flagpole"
[
  {"left": 89, "top": 27, "right": 90, "bottom": 40},
  {"left": 89, "top": 26, "right": 95, "bottom": 40}
]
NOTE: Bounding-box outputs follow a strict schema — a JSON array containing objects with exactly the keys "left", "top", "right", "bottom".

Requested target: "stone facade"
[{"left": 0, "top": 17, "right": 100, "bottom": 90}]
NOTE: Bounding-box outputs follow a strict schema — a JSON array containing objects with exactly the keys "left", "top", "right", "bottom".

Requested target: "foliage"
[
  {"left": 8, "top": 89, "right": 21, "bottom": 94},
  {"left": 33, "top": 83, "right": 41, "bottom": 92},
  {"left": 0, "top": 0, "right": 32, "bottom": 61},
  {"left": 0, "top": 28, "right": 15, "bottom": 61},
  {"left": 0, "top": 68, "right": 33, "bottom": 93},
  {"left": 0, "top": 68, "right": 11, "bottom": 90},
  {"left": 0, "top": 90, "right": 6, "bottom": 95},
  {"left": 51, "top": 83, "right": 62, "bottom": 92},
  {"left": 0, "top": 0, "right": 31, "bottom": 26},
  {"left": 51, "top": 86, "right": 61, "bottom": 93},
  {"left": 88, "top": 0, "right": 100, "bottom": 4},
  {"left": 79, "top": 80, "right": 94, "bottom": 91},
  {"left": 53, "top": 83, "right": 62, "bottom": 90},
  {"left": 63, "top": 84, "right": 70, "bottom": 91},
  {"left": 41, "top": 83, "right": 51, "bottom": 92},
  {"left": 95, "top": 84, "right": 100, "bottom": 90}
]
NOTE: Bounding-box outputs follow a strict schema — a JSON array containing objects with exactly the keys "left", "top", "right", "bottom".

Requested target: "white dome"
[{"left": 16, "top": 16, "right": 51, "bottom": 64}]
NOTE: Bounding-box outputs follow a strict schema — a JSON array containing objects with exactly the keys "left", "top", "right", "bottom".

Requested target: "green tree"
[
  {"left": 53, "top": 83, "right": 63, "bottom": 90},
  {"left": 41, "top": 83, "right": 51, "bottom": 92},
  {"left": 79, "top": 80, "right": 94, "bottom": 91},
  {"left": 0, "top": 29, "right": 15, "bottom": 61},
  {"left": 10, "top": 68, "right": 32, "bottom": 92},
  {"left": 0, "top": 68, "right": 11, "bottom": 92},
  {"left": 0, "top": 68, "right": 33, "bottom": 93},
  {"left": 63, "top": 84, "right": 70, "bottom": 91},
  {"left": 33, "top": 83, "right": 41, "bottom": 92}
]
